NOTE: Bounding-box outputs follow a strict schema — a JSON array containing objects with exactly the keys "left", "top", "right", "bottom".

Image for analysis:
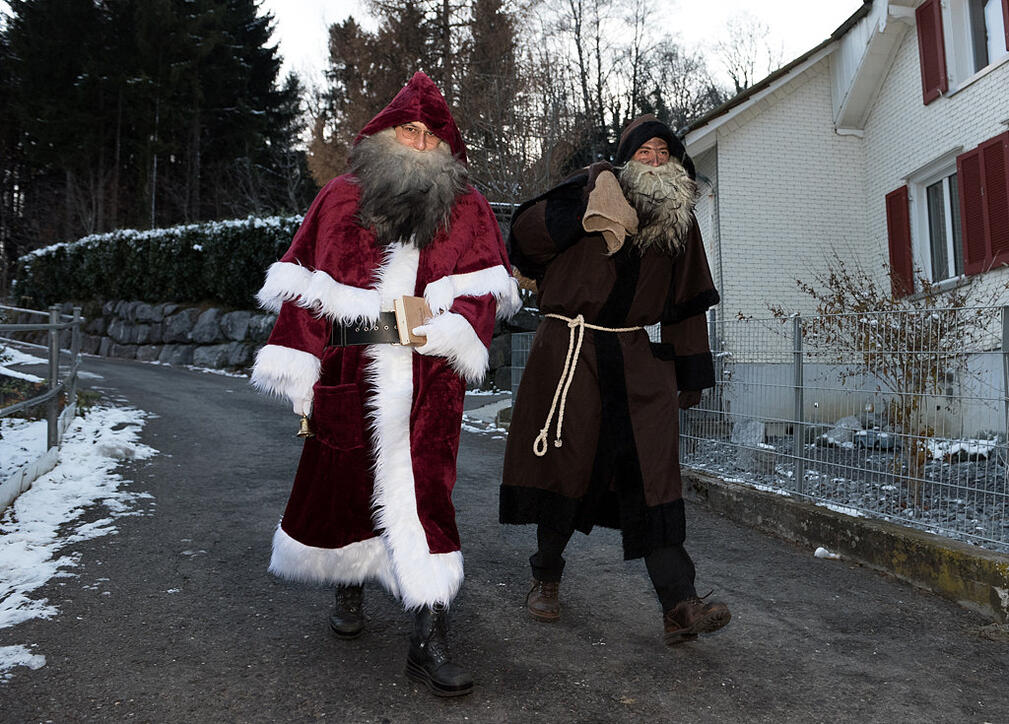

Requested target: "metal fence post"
[
  {"left": 709, "top": 309, "right": 722, "bottom": 413},
  {"left": 70, "top": 306, "right": 82, "bottom": 408},
  {"left": 1002, "top": 306, "right": 1009, "bottom": 437},
  {"left": 47, "top": 305, "right": 60, "bottom": 449},
  {"left": 793, "top": 314, "right": 805, "bottom": 493}
]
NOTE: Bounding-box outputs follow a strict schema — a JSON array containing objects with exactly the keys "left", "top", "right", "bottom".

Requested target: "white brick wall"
[
  {"left": 709, "top": 61, "right": 868, "bottom": 321},
  {"left": 689, "top": 18, "right": 1009, "bottom": 322},
  {"left": 863, "top": 25, "right": 1009, "bottom": 294}
]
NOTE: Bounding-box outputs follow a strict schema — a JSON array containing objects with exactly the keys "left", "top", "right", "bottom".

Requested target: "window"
[
  {"left": 967, "top": 0, "right": 1008, "bottom": 72},
  {"left": 940, "top": 0, "right": 1009, "bottom": 92},
  {"left": 924, "top": 173, "right": 964, "bottom": 282}
]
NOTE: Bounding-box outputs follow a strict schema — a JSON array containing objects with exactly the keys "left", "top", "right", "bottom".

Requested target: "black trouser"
[{"left": 530, "top": 523, "right": 697, "bottom": 612}]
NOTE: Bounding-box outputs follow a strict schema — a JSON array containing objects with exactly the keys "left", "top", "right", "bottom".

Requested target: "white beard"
[
  {"left": 349, "top": 128, "right": 469, "bottom": 248},
  {"left": 618, "top": 159, "right": 697, "bottom": 256}
]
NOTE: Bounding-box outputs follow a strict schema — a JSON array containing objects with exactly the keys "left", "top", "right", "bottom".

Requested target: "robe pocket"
[
  {"left": 648, "top": 342, "right": 679, "bottom": 387},
  {"left": 311, "top": 383, "right": 365, "bottom": 451}
]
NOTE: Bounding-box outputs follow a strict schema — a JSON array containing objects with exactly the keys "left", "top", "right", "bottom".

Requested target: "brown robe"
[{"left": 499, "top": 165, "right": 719, "bottom": 559}]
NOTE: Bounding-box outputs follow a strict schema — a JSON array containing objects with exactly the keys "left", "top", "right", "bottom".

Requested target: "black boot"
[
  {"left": 328, "top": 584, "right": 364, "bottom": 639},
  {"left": 405, "top": 604, "right": 474, "bottom": 697}
]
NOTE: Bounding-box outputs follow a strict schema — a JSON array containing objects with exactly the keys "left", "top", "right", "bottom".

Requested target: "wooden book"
[{"left": 394, "top": 295, "right": 433, "bottom": 346}]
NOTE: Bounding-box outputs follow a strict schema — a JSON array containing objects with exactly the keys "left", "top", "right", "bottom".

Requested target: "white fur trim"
[
  {"left": 423, "top": 264, "right": 522, "bottom": 319},
  {"left": 415, "top": 312, "right": 489, "bottom": 385},
  {"left": 256, "top": 261, "right": 314, "bottom": 313},
  {"left": 423, "top": 276, "right": 456, "bottom": 315},
  {"left": 303, "top": 269, "right": 382, "bottom": 324},
  {"left": 269, "top": 525, "right": 399, "bottom": 591},
  {"left": 365, "top": 242, "right": 465, "bottom": 609},
  {"left": 250, "top": 344, "right": 320, "bottom": 412},
  {"left": 256, "top": 261, "right": 381, "bottom": 325}
]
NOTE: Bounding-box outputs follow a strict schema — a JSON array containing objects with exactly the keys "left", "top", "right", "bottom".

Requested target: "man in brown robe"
[{"left": 500, "top": 115, "right": 731, "bottom": 645}]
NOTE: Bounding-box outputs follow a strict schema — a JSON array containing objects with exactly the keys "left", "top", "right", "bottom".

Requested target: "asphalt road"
[{"left": 3, "top": 354, "right": 1008, "bottom": 723}]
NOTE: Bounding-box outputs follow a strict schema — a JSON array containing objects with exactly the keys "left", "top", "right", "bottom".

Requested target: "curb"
[{"left": 683, "top": 468, "right": 1009, "bottom": 622}]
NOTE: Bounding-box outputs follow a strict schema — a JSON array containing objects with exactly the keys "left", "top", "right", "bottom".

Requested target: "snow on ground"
[
  {"left": 0, "top": 404, "right": 156, "bottom": 682},
  {"left": 1, "top": 348, "right": 47, "bottom": 367},
  {"left": 0, "top": 418, "right": 48, "bottom": 481},
  {"left": 462, "top": 395, "right": 511, "bottom": 440},
  {"left": 0, "top": 346, "right": 46, "bottom": 383}
]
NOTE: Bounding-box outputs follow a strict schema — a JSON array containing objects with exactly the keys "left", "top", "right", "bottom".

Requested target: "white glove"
[
  {"left": 292, "top": 396, "right": 313, "bottom": 416},
  {"left": 412, "top": 315, "right": 453, "bottom": 357}
]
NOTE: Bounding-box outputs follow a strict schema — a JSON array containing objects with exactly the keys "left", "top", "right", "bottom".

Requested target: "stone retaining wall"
[
  {"left": 75, "top": 300, "right": 274, "bottom": 369},
  {"left": 41, "top": 300, "right": 526, "bottom": 390}
]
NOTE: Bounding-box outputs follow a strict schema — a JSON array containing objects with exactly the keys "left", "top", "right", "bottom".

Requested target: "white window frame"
[
  {"left": 944, "top": 0, "right": 1009, "bottom": 94},
  {"left": 907, "top": 149, "right": 965, "bottom": 286}
]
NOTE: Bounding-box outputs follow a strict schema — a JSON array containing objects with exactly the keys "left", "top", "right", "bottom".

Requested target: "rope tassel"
[{"left": 532, "top": 313, "right": 643, "bottom": 457}]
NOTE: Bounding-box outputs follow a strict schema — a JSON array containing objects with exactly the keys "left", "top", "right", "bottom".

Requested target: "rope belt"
[{"left": 533, "top": 313, "right": 643, "bottom": 457}]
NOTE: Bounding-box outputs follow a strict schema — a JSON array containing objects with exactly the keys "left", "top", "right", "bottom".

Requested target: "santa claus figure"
[{"left": 251, "top": 72, "right": 520, "bottom": 697}]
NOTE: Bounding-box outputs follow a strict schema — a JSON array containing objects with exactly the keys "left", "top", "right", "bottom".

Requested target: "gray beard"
[
  {"left": 618, "top": 159, "right": 697, "bottom": 256},
  {"left": 348, "top": 128, "right": 469, "bottom": 248}
]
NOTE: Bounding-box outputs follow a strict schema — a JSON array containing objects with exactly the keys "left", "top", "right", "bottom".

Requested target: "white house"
[
  {"left": 683, "top": 0, "right": 1009, "bottom": 435},
  {"left": 685, "top": 0, "right": 1009, "bottom": 323}
]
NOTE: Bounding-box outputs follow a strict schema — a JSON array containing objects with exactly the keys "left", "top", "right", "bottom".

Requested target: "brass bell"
[{"left": 296, "top": 414, "right": 315, "bottom": 439}]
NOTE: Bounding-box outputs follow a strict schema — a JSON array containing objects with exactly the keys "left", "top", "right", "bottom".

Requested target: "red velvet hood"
[{"left": 355, "top": 72, "right": 467, "bottom": 164}]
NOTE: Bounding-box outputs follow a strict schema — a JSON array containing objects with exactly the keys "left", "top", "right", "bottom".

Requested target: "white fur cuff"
[
  {"left": 256, "top": 261, "right": 381, "bottom": 326},
  {"left": 250, "top": 344, "right": 321, "bottom": 411},
  {"left": 423, "top": 265, "right": 523, "bottom": 320},
  {"left": 415, "top": 311, "right": 489, "bottom": 384}
]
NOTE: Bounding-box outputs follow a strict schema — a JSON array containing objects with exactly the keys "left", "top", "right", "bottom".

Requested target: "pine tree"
[{"left": 1, "top": 0, "right": 310, "bottom": 263}]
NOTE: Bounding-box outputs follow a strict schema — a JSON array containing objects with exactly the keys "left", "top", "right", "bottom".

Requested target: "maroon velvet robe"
[{"left": 252, "top": 72, "right": 520, "bottom": 609}]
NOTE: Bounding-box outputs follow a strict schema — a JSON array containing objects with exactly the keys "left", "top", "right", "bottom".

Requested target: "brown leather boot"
[
  {"left": 663, "top": 595, "right": 731, "bottom": 646},
  {"left": 526, "top": 579, "right": 560, "bottom": 622}
]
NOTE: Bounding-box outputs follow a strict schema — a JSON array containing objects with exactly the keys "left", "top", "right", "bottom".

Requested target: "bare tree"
[
  {"left": 715, "top": 12, "right": 784, "bottom": 94},
  {"left": 769, "top": 251, "right": 1009, "bottom": 504}
]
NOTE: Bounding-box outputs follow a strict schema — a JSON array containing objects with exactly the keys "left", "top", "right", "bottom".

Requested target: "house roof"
[{"left": 684, "top": 1, "right": 874, "bottom": 136}]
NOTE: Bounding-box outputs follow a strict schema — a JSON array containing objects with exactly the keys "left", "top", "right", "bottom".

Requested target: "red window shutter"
[
  {"left": 916, "top": 0, "right": 948, "bottom": 105},
  {"left": 981, "top": 132, "right": 1009, "bottom": 265},
  {"left": 957, "top": 147, "right": 987, "bottom": 275},
  {"left": 885, "top": 186, "right": 914, "bottom": 297}
]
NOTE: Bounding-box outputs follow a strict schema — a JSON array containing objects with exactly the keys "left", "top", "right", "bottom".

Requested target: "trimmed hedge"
[{"left": 14, "top": 216, "right": 303, "bottom": 309}]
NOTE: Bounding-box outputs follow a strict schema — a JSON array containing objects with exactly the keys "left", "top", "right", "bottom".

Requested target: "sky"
[{"left": 261, "top": 0, "right": 868, "bottom": 88}]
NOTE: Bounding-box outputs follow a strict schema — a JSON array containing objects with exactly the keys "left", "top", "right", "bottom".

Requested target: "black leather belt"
[{"left": 331, "top": 311, "right": 402, "bottom": 346}]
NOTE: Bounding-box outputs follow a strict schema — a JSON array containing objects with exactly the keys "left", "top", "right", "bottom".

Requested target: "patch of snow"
[
  {"left": 1, "top": 349, "right": 47, "bottom": 366},
  {"left": 748, "top": 482, "right": 793, "bottom": 497},
  {"left": 0, "top": 419, "right": 48, "bottom": 480},
  {"left": 0, "top": 646, "right": 45, "bottom": 682},
  {"left": 927, "top": 437, "right": 997, "bottom": 461},
  {"left": 814, "top": 546, "right": 841, "bottom": 560},
  {"left": 0, "top": 404, "right": 156, "bottom": 683},
  {"left": 823, "top": 503, "right": 865, "bottom": 518}
]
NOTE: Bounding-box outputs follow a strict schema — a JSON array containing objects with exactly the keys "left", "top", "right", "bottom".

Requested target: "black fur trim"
[
  {"left": 499, "top": 485, "right": 620, "bottom": 531},
  {"left": 663, "top": 287, "right": 720, "bottom": 325},
  {"left": 497, "top": 488, "right": 686, "bottom": 559},
  {"left": 649, "top": 342, "right": 676, "bottom": 361},
  {"left": 615, "top": 121, "right": 695, "bottom": 180},
  {"left": 675, "top": 352, "right": 715, "bottom": 391},
  {"left": 507, "top": 172, "right": 590, "bottom": 282},
  {"left": 544, "top": 180, "right": 590, "bottom": 253}
]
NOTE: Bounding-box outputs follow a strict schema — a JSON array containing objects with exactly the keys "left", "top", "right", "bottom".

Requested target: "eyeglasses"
[{"left": 397, "top": 124, "right": 438, "bottom": 142}]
